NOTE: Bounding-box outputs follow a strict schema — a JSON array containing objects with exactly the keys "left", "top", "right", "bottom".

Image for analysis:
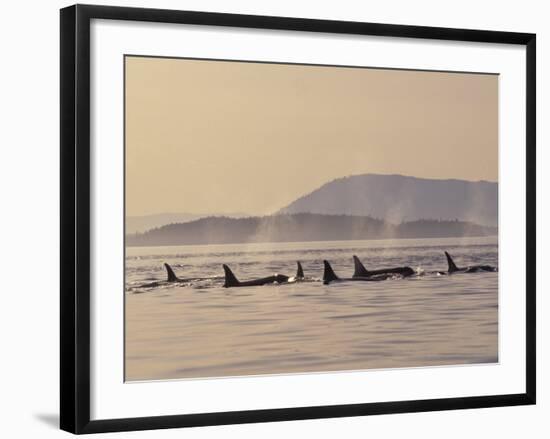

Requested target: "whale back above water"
[
  {"left": 223, "top": 261, "right": 307, "bottom": 287},
  {"left": 296, "top": 261, "right": 304, "bottom": 279},
  {"left": 445, "top": 251, "right": 459, "bottom": 273},
  {"left": 164, "top": 263, "right": 179, "bottom": 282},
  {"left": 352, "top": 255, "right": 370, "bottom": 277},
  {"left": 323, "top": 260, "right": 340, "bottom": 284},
  {"left": 323, "top": 260, "right": 389, "bottom": 284},
  {"left": 223, "top": 264, "right": 290, "bottom": 288},
  {"left": 444, "top": 251, "right": 496, "bottom": 274},
  {"left": 352, "top": 255, "right": 415, "bottom": 278},
  {"left": 223, "top": 264, "right": 241, "bottom": 287}
]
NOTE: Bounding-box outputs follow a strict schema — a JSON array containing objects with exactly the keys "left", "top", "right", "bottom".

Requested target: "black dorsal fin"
[
  {"left": 445, "top": 251, "right": 459, "bottom": 273},
  {"left": 352, "top": 255, "right": 370, "bottom": 277},
  {"left": 164, "top": 263, "right": 178, "bottom": 282},
  {"left": 323, "top": 260, "right": 339, "bottom": 283},
  {"left": 223, "top": 264, "right": 240, "bottom": 287},
  {"left": 296, "top": 261, "right": 304, "bottom": 279}
]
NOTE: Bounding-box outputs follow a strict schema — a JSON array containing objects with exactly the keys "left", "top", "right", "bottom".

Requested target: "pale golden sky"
[{"left": 125, "top": 56, "right": 497, "bottom": 217}]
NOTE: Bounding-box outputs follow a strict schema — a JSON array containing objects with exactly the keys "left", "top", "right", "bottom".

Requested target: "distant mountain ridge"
[
  {"left": 126, "top": 212, "right": 250, "bottom": 234},
  {"left": 126, "top": 213, "right": 497, "bottom": 247},
  {"left": 278, "top": 174, "right": 498, "bottom": 226}
]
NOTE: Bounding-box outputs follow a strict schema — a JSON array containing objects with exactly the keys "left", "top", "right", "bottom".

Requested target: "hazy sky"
[{"left": 125, "top": 56, "right": 497, "bottom": 217}]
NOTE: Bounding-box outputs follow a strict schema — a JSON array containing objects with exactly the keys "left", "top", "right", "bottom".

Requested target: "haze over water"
[{"left": 125, "top": 236, "right": 498, "bottom": 381}]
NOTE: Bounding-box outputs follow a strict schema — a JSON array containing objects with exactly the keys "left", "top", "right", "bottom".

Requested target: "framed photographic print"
[{"left": 60, "top": 4, "right": 536, "bottom": 434}]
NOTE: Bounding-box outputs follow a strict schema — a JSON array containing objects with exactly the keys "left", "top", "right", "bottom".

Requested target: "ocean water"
[{"left": 125, "top": 236, "right": 498, "bottom": 381}]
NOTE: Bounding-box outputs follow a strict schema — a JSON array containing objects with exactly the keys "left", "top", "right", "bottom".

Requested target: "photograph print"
[{"left": 124, "top": 56, "right": 498, "bottom": 382}]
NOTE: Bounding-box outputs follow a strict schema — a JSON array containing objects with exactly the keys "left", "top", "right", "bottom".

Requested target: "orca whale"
[
  {"left": 441, "top": 251, "right": 497, "bottom": 274},
  {"left": 323, "top": 260, "right": 390, "bottom": 285},
  {"left": 164, "top": 263, "right": 183, "bottom": 282},
  {"left": 223, "top": 261, "right": 304, "bottom": 288},
  {"left": 352, "top": 255, "right": 415, "bottom": 278},
  {"left": 136, "top": 263, "right": 194, "bottom": 288},
  {"left": 297, "top": 261, "right": 304, "bottom": 279},
  {"left": 289, "top": 261, "right": 305, "bottom": 282}
]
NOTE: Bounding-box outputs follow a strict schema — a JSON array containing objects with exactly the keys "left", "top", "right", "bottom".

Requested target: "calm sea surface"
[{"left": 125, "top": 236, "right": 498, "bottom": 381}]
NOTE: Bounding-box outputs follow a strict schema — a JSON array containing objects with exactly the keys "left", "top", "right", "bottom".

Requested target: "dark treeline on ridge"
[{"left": 126, "top": 213, "right": 497, "bottom": 247}]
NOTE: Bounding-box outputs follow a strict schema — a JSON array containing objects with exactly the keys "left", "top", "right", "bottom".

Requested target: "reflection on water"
[{"left": 125, "top": 236, "right": 498, "bottom": 381}]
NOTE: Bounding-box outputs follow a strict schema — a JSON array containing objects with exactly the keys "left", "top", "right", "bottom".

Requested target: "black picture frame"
[{"left": 60, "top": 4, "right": 536, "bottom": 434}]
